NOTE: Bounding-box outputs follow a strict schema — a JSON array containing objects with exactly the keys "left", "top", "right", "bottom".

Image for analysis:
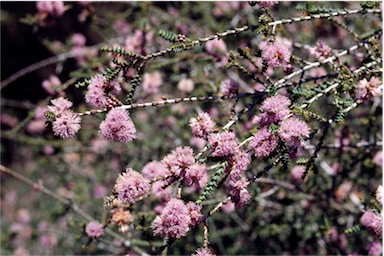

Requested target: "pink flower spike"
[
  {"left": 261, "top": 40, "right": 291, "bottom": 68},
  {"left": 151, "top": 198, "right": 191, "bottom": 238},
  {"left": 85, "top": 221, "right": 104, "bottom": 239},
  {"left": 189, "top": 112, "right": 215, "bottom": 139},
  {"left": 99, "top": 108, "right": 137, "bottom": 143},
  {"left": 114, "top": 168, "right": 150, "bottom": 204},
  {"left": 52, "top": 110, "right": 81, "bottom": 138}
]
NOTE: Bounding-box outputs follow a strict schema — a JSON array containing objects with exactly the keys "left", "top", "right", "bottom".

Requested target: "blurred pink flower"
[
  {"left": 205, "top": 38, "right": 227, "bottom": 55},
  {"left": 177, "top": 78, "right": 194, "bottom": 93},
  {"left": 142, "top": 161, "right": 169, "bottom": 179},
  {"left": 85, "top": 221, "right": 104, "bottom": 238},
  {"left": 1, "top": 113, "right": 19, "bottom": 128},
  {"left": 71, "top": 33, "right": 86, "bottom": 47},
  {"left": 290, "top": 165, "right": 305, "bottom": 183},
  {"left": 309, "top": 41, "right": 332, "bottom": 61},
  {"left": 42, "top": 75, "right": 61, "bottom": 95},
  {"left": 356, "top": 77, "right": 382, "bottom": 101},
  {"left": 36, "top": 1, "right": 65, "bottom": 17},
  {"left": 142, "top": 71, "right": 162, "bottom": 95},
  {"left": 367, "top": 242, "right": 382, "bottom": 256},
  {"left": 376, "top": 185, "right": 383, "bottom": 205},
  {"left": 93, "top": 184, "right": 107, "bottom": 199},
  {"left": 113, "top": 20, "right": 132, "bottom": 36},
  {"left": 220, "top": 79, "right": 239, "bottom": 97},
  {"left": 39, "top": 233, "right": 58, "bottom": 250},
  {"left": 360, "top": 210, "right": 383, "bottom": 239},
  {"left": 258, "top": 1, "right": 278, "bottom": 8},
  {"left": 374, "top": 151, "right": 382, "bottom": 166}
]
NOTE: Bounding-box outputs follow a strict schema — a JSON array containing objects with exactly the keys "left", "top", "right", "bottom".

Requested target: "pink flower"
[
  {"left": 151, "top": 198, "right": 191, "bottom": 238},
  {"left": 36, "top": 1, "right": 65, "bottom": 17},
  {"left": 142, "top": 161, "right": 169, "bottom": 179},
  {"left": 278, "top": 117, "right": 310, "bottom": 143},
  {"left": 71, "top": 33, "right": 86, "bottom": 47},
  {"left": 228, "top": 150, "right": 251, "bottom": 179},
  {"left": 290, "top": 165, "right": 305, "bottom": 183},
  {"left": 85, "top": 221, "right": 104, "bottom": 238},
  {"left": 93, "top": 184, "right": 107, "bottom": 199},
  {"left": 309, "top": 41, "right": 332, "bottom": 61},
  {"left": 220, "top": 79, "right": 239, "bottom": 97},
  {"left": 189, "top": 112, "right": 215, "bottom": 139},
  {"left": 113, "top": 20, "right": 132, "bottom": 36},
  {"left": 249, "top": 128, "right": 279, "bottom": 158},
  {"left": 205, "top": 38, "right": 227, "bottom": 55},
  {"left": 184, "top": 163, "right": 208, "bottom": 189},
  {"left": 114, "top": 168, "right": 150, "bottom": 204},
  {"left": 255, "top": 95, "right": 291, "bottom": 125},
  {"left": 376, "top": 185, "right": 383, "bottom": 205},
  {"left": 42, "top": 75, "right": 61, "bottom": 95},
  {"left": 187, "top": 202, "right": 203, "bottom": 226},
  {"left": 85, "top": 74, "right": 108, "bottom": 108},
  {"left": 162, "top": 146, "right": 195, "bottom": 177},
  {"left": 208, "top": 131, "right": 238, "bottom": 157},
  {"left": 39, "top": 233, "right": 58, "bottom": 250},
  {"left": 360, "top": 210, "right": 383, "bottom": 239},
  {"left": 47, "top": 97, "right": 73, "bottom": 116},
  {"left": 229, "top": 176, "right": 251, "bottom": 206},
  {"left": 261, "top": 40, "right": 291, "bottom": 68},
  {"left": 177, "top": 78, "right": 194, "bottom": 93},
  {"left": 258, "top": 1, "right": 278, "bottom": 8},
  {"left": 374, "top": 151, "right": 383, "bottom": 166},
  {"left": 99, "top": 108, "right": 137, "bottom": 143},
  {"left": 52, "top": 110, "right": 81, "bottom": 138},
  {"left": 192, "top": 248, "right": 216, "bottom": 256},
  {"left": 151, "top": 180, "right": 172, "bottom": 201},
  {"left": 367, "top": 242, "right": 382, "bottom": 256},
  {"left": 356, "top": 77, "right": 382, "bottom": 100},
  {"left": 142, "top": 71, "right": 162, "bottom": 95}
]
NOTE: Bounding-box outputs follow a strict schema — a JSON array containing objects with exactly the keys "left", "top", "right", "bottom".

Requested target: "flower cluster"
[
  {"left": 360, "top": 210, "right": 383, "bottom": 240},
  {"left": 356, "top": 76, "right": 382, "bottom": 101},
  {"left": 151, "top": 198, "right": 191, "bottom": 238},
  {"left": 114, "top": 168, "right": 150, "bottom": 204},
  {"left": 162, "top": 147, "right": 207, "bottom": 189},
  {"left": 189, "top": 112, "right": 215, "bottom": 139},
  {"left": 85, "top": 221, "right": 104, "bottom": 239},
  {"left": 250, "top": 95, "right": 310, "bottom": 158},
  {"left": 260, "top": 40, "right": 291, "bottom": 68},
  {"left": 142, "top": 161, "right": 172, "bottom": 201},
  {"left": 208, "top": 131, "right": 238, "bottom": 157},
  {"left": 220, "top": 79, "right": 239, "bottom": 97},
  {"left": 99, "top": 108, "right": 137, "bottom": 143},
  {"left": 36, "top": 1, "right": 65, "bottom": 17},
  {"left": 85, "top": 74, "right": 121, "bottom": 108},
  {"left": 309, "top": 41, "right": 332, "bottom": 61},
  {"left": 47, "top": 97, "right": 81, "bottom": 138}
]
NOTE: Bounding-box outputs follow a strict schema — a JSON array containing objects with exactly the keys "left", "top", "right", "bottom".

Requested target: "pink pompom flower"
[
  {"left": 229, "top": 176, "right": 251, "bottom": 206},
  {"left": 52, "top": 110, "right": 81, "bottom": 138},
  {"left": 99, "top": 108, "right": 137, "bottom": 143},
  {"left": 162, "top": 146, "right": 195, "bottom": 177},
  {"left": 187, "top": 202, "right": 203, "bottom": 226},
  {"left": 85, "top": 221, "right": 104, "bottom": 239},
  {"left": 114, "top": 168, "right": 150, "bottom": 204},
  {"left": 309, "top": 41, "right": 332, "bottom": 61},
  {"left": 47, "top": 97, "right": 73, "bottom": 116},
  {"left": 189, "top": 112, "right": 215, "bottom": 139},
  {"left": 258, "top": 1, "right": 278, "bottom": 8},
  {"left": 249, "top": 128, "right": 279, "bottom": 158},
  {"left": 360, "top": 210, "right": 383, "bottom": 239},
  {"left": 261, "top": 40, "right": 291, "bottom": 68},
  {"left": 278, "top": 117, "right": 311, "bottom": 144},
  {"left": 151, "top": 198, "right": 191, "bottom": 238},
  {"left": 220, "top": 79, "right": 239, "bottom": 97},
  {"left": 208, "top": 131, "right": 238, "bottom": 157}
]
